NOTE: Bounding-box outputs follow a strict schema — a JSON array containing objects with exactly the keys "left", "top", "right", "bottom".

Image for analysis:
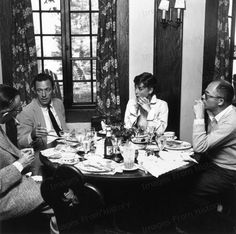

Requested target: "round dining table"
[{"left": 37, "top": 139, "right": 200, "bottom": 233}]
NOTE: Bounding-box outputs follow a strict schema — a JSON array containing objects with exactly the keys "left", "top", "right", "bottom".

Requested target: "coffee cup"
[{"left": 164, "top": 131, "right": 175, "bottom": 141}]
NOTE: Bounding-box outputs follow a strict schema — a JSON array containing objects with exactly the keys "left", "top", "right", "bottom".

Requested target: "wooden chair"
[
  {"left": 40, "top": 165, "right": 105, "bottom": 234},
  {"left": 44, "top": 69, "right": 62, "bottom": 100}
]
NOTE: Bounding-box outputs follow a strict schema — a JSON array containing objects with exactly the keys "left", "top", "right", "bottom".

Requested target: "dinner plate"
[
  {"left": 77, "top": 163, "right": 111, "bottom": 173},
  {"left": 60, "top": 157, "right": 81, "bottom": 165},
  {"left": 122, "top": 164, "right": 139, "bottom": 171},
  {"left": 145, "top": 144, "right": 159, "bottom": 151},
  {"left": 131, "top": 136, "right": 149, "bottom": 144},
  {"left": 165, "top": 140, "right": 192, "bottom": 150}
]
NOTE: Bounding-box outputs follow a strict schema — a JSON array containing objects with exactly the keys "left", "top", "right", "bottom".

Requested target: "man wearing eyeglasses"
[
  {"left": 17, "top": 73, "right": 68, "bottom": 150},
  {"left": 174, "top": 80, "right": 236, "bottom": 232}
]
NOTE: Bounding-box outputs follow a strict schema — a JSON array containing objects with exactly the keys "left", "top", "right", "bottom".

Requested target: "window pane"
[
  {"left": 73, "top": 82, "right": 91, "bottom": 103},
  {"left": 41, "top": 0, "right": 60, "bottom": 11},
  {"left": 58, "top": 82, "right": 64, "bottom": 99},
  {"left": 228, "top": 18, "right": 232, "bottom": 38},
  {"left": 33, "top": 13, "right": 40, "bottom": 34},
  {"left": 35, "top": 36, "right": 41, "bottom": 57},
  {"left": 92, "top": 36, "right": 97, "bottom": 57},
  {"left": 91, "top": 0, "right": 98, "bottom": 11},
  {"left": 70, "top": 0, "right": 89, "bottom": 11},
  {"left": 229, "top": 0, "right": 233, "bottom": 16},
  {"left": 92, "top": 13, "right": 98, "bottom": 34},
  {"left": 43, "top": 36, "right": 62, "bottom": 57},
  {"left": 71, "top": 37, "right": 90, "bottom": 57},
  {"left": 72, "top": 60, "right": 91, "bottom": 80},
  {"left": 71, "top": 13, "right": 90, "bottom": 34},
  {"left": 37, "top": 60, "right": 42, "bottom": 72},
  {"left": 42, "top": 13, "right": 61, "bottom": 34},
  {"left": 92, "top": 60, "right": 96, "bottom": 80},
  {"left": 93, "top": 82, "right": 96, "bottom": 102},
  {"left": 44, "top": 60, "right": 62, "bottom": 80},
  {"left": 233, "top": 60, "right": 236, "bottom": 75},
  {"left": 31, "top": 0, "right": 39, "bottom": 10}
]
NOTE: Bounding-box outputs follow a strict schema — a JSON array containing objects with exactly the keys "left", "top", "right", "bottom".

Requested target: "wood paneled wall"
[{"left": 154, "top": 0, "right": 183, "bottom": 137}]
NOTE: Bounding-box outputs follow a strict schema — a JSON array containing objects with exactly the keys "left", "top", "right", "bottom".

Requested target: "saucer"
[{"left": 122, "top": 164, "right": 139, "bottom": 171}]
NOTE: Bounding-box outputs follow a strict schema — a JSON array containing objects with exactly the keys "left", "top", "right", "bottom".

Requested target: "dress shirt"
[
  {"left": 124, "top": 95, "right": 168, "bottom": 134},
  {"left": 28, "top": 103, "right": 62, "bottom": 144}
]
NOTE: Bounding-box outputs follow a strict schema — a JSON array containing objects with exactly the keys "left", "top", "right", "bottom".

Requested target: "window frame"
[
  {"left": 32, "top": 0, "right": 99, "bottom": 110},
  {"left": 229, "top": 0, "right": 236, "bottom": 79}
]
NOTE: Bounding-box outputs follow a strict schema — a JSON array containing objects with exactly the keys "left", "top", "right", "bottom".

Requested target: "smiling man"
[{"left": 17, "top": 73, "right": 68, "bottom": 150}]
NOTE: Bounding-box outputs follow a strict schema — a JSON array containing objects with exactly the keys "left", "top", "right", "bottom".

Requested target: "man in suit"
[
  {"left": 17, "top": 73, "right": 68, "bottom": 150},
  {"left": 0, "top": 84, "right": 44, "bottom": 219}
]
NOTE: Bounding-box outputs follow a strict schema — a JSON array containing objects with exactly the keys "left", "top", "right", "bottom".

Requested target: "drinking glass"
[
  {"left": 122, "top": 145, "right": 136, "bottom": 169},
  {"left": 75, "top": 129, "right": 83, "bottom": 145},
  {"left": 156, "top": 135, "right": 166, "bottom": 151},
  {"left": 59, "top": 130, "right": 70, "bottom": 145}
]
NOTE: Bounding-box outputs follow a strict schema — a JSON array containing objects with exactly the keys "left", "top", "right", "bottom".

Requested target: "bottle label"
[{"left": 106, "top": 146, "right": 113, "bottom": 156}]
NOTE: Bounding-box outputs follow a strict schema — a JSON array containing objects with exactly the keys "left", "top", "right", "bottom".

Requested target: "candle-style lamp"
[
  {"left": 158, "top": 0, "right": 170, "bottom": 26},
  {"left": 174, "top": 0, "right": 186, "bottom": 25}
]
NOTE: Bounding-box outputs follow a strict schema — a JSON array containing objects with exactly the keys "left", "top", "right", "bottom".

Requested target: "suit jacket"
[
  {"left": 17, "top": 98, "right": 68, "bottom": 150},
  {"left": 0, "top": 126, "right": 43, "bottom": 220}
]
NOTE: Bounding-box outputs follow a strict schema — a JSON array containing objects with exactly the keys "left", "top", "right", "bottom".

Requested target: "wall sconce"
[{"left": 158, "top": 0, "right": 186, "bottom": 28}]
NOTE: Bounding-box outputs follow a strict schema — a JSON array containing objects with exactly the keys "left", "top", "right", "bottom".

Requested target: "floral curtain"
[
  {"left": 213, "top": 0, "right": 230, "bottom": 81},
  {"left": 11, "top": 0, "right": 38, "bottom": 104},
  {"left": 96, "top": 0, "right": 121, "bottom": 122}
]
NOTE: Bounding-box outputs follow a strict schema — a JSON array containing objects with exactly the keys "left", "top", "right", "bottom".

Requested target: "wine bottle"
[{"left": 104, "top": 126, "right": 113, "bottom": 159}]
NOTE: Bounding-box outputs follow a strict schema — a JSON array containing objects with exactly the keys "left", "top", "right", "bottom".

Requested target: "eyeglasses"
[
  {"left": 36, "top": 88, "right": 52, "bottom": 95},
  {"left": 202, "top": 91, "right": 224, "bottom": 100}
]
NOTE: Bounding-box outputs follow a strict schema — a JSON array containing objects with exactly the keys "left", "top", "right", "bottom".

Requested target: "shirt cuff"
[
  {"left": 194, "top": 119, "right": 205, "bottom": 125},
  {"left": 13, "top": 161, "right": 24, "bottom": 172}
]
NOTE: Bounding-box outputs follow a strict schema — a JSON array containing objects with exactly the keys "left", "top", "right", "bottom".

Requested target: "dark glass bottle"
[{"left": 104, "top": 127, "right": 113, "bottom": 159}]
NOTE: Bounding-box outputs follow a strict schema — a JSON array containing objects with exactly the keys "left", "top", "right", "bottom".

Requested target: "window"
[
  {"left": 31, "top": 0, "right": 99, "bottom": 109},
  {"left": 229, "top": 0, "right": 236, "bottom": 78}
]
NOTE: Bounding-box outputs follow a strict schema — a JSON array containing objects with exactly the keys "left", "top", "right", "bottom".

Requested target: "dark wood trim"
[
  {"left": 202, "top": 0, "right": 218, "bottom": 91},
  {"left": 153, "top": 0, "right": 183, "bottom": 138},
  {"left": 117, "top": 0, "right": 129, "bottom": 120}
]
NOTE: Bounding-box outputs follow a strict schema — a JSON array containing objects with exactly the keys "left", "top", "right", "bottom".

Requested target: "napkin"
[{"left": 137, "top": 150, "right": 197, "bottom": 178}]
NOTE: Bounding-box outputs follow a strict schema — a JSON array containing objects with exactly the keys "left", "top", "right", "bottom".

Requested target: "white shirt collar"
[{"left": 209, "top": 105, "right": 233, "bottom": 122}]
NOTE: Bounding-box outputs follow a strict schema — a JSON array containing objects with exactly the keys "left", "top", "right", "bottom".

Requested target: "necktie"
[{"left": 47, "top": 105, "right": 61, "bottom": 136}]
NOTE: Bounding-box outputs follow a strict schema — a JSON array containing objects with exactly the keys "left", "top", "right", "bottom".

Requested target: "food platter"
[{"left": 165, "top": 140, "right": 192, "bottom": 151}]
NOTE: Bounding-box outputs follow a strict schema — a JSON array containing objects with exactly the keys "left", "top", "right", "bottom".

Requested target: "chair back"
[
  {"left": 44, "top": 69, "right": 62, "bottom": 100},
  {"left": 41, "top": 165, "right": 104, "bottom": 234}
]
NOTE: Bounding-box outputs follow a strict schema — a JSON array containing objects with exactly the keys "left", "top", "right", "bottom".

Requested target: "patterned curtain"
[
  {"left": 11, "top": 0, "right": 38, "bottom": 104},
  {"left": 213, "top": 0, "right": 230, "bottom": 81},
  {"left": 96, "top": 0, "right": 121, "bottom": 122}
]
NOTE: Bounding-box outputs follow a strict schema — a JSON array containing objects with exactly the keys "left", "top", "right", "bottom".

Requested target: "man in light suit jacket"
[
  {"left": 0, "top": 85, "right": 43, "bottom": 220},
  {"left": 17, "top": 73, "right": 68, "bottom": 150}
]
